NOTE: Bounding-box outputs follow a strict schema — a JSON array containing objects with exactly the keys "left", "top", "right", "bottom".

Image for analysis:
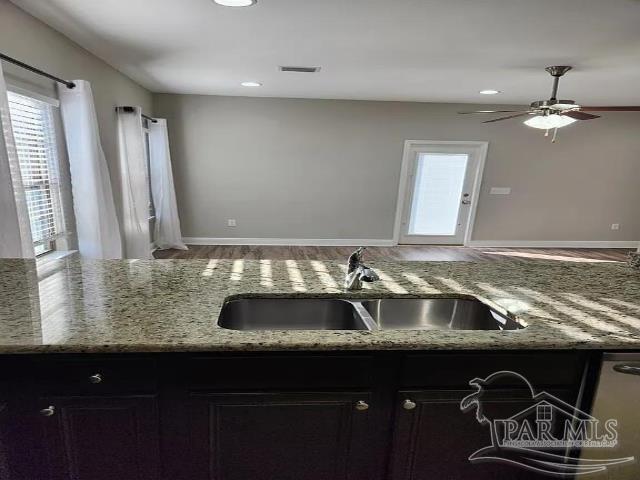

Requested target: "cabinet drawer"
[
  {"left": 186, "top": 354, "right": 374, "bottom": 389},
  {"left": 400, "top": 352, "right": 586, "bottom": 389},
  {"left": 33, "top": 358, "right": 158, "bottom": 394}
]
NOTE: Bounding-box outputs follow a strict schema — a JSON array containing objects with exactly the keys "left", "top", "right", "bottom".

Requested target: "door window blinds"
[{"left": 7, "top": 91, "right": 64, "bottom": 254}]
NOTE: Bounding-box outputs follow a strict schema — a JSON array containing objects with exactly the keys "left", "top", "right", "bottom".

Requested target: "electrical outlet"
[
  {"left": 490, "top": 187, "right": 511, "bottom": 195},
  {"left": 611, "top": 223, "right": 620, "bottom": 231},
  {"left": 227, "top": 219, "right": 237, "bottom": 227}
]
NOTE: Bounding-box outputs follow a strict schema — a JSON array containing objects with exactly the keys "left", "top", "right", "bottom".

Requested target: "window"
[
  {"left": 407, "top": 153, "right": 469, "bottom": 236},
  {"left": 7, "top": 91, "right": 66, "bottom": 256}
]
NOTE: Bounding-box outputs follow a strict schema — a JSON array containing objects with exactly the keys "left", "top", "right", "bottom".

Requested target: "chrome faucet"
[{"left": 344, "top": 247, "right": 379, "bottom": 291}]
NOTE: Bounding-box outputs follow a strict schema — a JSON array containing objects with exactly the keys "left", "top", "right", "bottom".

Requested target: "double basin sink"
[{"left": 218, "top": 297, "right": 525, "bottom": 331}]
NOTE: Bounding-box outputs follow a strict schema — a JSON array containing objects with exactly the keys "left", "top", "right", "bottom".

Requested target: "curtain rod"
[
  {"left": 117, "top": 106, "right": 158, "bottom": 123},
  {"left": 0, "top": 52, "right": 76, "bottom": 89}
]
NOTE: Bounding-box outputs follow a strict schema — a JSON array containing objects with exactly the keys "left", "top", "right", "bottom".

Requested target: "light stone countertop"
[{"left": 1, "top": 256, "right": 640, "bottom": 354}]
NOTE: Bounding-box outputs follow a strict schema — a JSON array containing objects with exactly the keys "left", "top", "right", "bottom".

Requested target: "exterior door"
[{"left": 397, "top": 141, "right": 487, "bottom": 245}]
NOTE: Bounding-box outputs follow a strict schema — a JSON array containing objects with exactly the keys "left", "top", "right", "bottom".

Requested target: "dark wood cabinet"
[
  {"left": 187, "top": 391, "right": 375, "bottom": 480},
  {"left": 0, "top": 403, "right": 11, "bottom": 480},
  {"left": 388, "top": 390, "right": 548, "bottom": 480},
  {"left": 37, "top": 395, "right": 161, "bottom": 480},
  {"left": 0, "top": 351, "right": 592, "bottom": 480}
]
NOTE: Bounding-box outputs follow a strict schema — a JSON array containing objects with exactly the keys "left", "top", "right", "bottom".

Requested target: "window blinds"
[{"left": 7, "top": 91, "right": 64, "bottom": 248}]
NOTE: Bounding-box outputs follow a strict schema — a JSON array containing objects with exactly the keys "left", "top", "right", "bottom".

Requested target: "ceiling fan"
[{"left": 459, "top": 66, "right": 640, "bottom": 141}]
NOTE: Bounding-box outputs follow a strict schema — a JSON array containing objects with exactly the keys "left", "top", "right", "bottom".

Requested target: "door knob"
[
  {"left": 355, "top": 400, "right": 369, "bottom": 411},
  {"left": 39, "top": 406, "right": 55, "bottom": 417},
  {"left": 88, "top": 373, "right": 103, "bottom": 384},
  {"left": 402, "top": 399, "right": 417, "bottom": 410}
]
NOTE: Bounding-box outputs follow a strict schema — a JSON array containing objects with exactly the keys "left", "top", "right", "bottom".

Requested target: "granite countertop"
[{"left": 1, "top": 256, "right": 640, "bottom": 354}]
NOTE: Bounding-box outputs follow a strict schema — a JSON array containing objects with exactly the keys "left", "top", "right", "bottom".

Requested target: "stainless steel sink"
[
  {"left": 218, "top": 298, "right": 370, "bottom": 330},
  {"left": 217, "top": 297, "right": 524, "bottom": 331},
  {"left": 359, "top": 298, "right": 523, "bottom": 331}
]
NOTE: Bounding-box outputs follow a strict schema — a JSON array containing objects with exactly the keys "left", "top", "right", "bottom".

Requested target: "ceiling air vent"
[{"left": 279, "top": 66, "right": 321, "bottom": 73}]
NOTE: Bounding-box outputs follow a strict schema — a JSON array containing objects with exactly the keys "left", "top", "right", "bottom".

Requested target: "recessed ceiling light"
[
  {"left": 241, "top": 81, "right": 262, "bottom": 87},
  {"left": 213, "top": 0, "right": 257, "bottom": 6},
  {"left": 479, "top": 89, "right": 501, "bottom": 95}
]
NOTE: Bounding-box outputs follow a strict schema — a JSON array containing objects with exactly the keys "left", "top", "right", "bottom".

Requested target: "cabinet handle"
[
  {"left": 355, "top": 400, "right": 369, "bottom": 411},
  {"left": 402, "top": 399, "right": 417, "bottom": 411},
  {"left": 613, "top": 363, "right": 640, "bottom": 376},
  {"left": 39, "top": 406, "right": 55, "bottom": 417},
  {"left": 88, "top": 373, "right": 103, "bottom": 384}
]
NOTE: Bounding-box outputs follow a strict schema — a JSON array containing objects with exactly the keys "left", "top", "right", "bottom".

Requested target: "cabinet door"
[
  {"left": 188, "top": 391, "right": 374, "bottom": 480},
  {"left": 0, "top": 404, "right": 10, "bottom": 480},
  {"left": 388, "top": 390, "right": 555, "bottom": 480},
  {"left": 38, "top": 395, "right": 161, "bottom": 480}
]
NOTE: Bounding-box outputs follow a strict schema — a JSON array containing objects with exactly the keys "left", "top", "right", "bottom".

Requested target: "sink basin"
[
  {"left": 218, "top": 297, "right": 524, "bottom": 331},
  {"left": 360, "top": 298, "right": 523, "bottom": 331},
  {"left": 218, "top": 298, "right": 370, "bottom": 330}
]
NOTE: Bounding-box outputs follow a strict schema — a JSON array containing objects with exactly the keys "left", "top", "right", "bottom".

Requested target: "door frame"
[{"left": 392, "top": 140, "right": 488, "bottom": 246}]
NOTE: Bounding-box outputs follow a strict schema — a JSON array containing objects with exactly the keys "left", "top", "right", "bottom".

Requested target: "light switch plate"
[
  {"left": 227, "top": 219, "right": 237, "bottom": 227},
  {"left": 490, "top": 187, "right": 511, "bottom": 195},
  {"left": 611, "top": 223, "right": 620, "bottom": 230}
]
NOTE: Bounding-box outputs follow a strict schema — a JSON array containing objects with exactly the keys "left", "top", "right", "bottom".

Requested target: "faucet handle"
[{"left": 360, "top": 267, "right": 379, "bottom": 283}]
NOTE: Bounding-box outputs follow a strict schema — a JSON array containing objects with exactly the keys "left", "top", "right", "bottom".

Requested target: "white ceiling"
[{"left": 10, "top": 0, "right": 640, "bottom": 104}]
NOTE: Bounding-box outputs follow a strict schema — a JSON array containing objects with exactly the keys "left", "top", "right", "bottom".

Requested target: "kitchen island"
[
  {"left": 0, "top": 257, "right": 639, "bottom": 480},
  {"left": 1, "top": 257, "right": 640, "bottom": 352}
]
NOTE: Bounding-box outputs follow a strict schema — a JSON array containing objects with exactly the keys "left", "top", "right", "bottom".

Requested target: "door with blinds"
[{"left": 7, "top": 90, "right": 68, "bottom": 255}]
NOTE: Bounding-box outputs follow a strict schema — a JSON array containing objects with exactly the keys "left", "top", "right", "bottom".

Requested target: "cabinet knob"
[
  {"left": 355, "top": 400, "right": 369, "bottom": 411},
  {"left": 88, "top": 373, "right": 103, "bottom": 384},
  {"left": 402, "top": 399, "right": 417, "bottom": 411},
  {"left": 39, "top": 406, "right": 55, "bottom": 417}
]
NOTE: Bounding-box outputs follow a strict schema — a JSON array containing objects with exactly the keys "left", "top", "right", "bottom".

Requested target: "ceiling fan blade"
[
  {"left": 458, "top": 110, "right": 522, "bottom": 114},
  {"left": 580, "top": 106, "right": 640, "bottom": 112},
  {"left": 563, "top": 111, "right": 600, "bottom": 120},
  {"left": 482, "top": 112, "right": 532, "bottom": 123}
]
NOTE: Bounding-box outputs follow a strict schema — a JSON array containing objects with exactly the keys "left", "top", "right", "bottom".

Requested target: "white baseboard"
[
  {"left": 182, "top": 237, "right": 396, "bottom": 247},
  {"left": 467, "top": 240, "right": 639, "bottom": 248},
  {"left": 182, "top": 238, "right": 638, "bottom": 249}
]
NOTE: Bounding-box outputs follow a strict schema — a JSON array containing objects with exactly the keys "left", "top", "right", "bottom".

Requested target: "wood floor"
[{"left": 154, "top": 245, "right": 631, "bottom": 263}]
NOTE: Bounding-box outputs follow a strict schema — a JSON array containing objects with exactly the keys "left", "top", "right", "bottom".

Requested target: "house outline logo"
[{"left": 460, "top": 370, "right": 635, "bottom": 477}]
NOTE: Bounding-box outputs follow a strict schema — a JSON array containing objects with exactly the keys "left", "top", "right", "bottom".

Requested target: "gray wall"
[
  {"left": 155, "top": 94, "right": 640, "bottom": 243},
  {"left": 0, "top": 0, "right": 153, "bottom": 225}
]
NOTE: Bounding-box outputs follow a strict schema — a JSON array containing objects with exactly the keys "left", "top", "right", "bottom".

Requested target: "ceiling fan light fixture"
[
  {"left": 213, "top": 0, "right": 257, "bottom": 6},
  {"left": 523, "top": 114, "right": 577, "bottom": 130}
]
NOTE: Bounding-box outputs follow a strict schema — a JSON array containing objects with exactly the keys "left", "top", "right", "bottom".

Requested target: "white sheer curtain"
[
  {"left": 116, "top": 106, "right": 151, "bottom": 259},
  {"left": 0, "top": 62, "right": 34, "bottom": 258},
  {"left": 58, "top": 80, "right": 122, "bottom": 259},
  {"left": 149, "top": 119, "right": 187, "bottom": 250}
]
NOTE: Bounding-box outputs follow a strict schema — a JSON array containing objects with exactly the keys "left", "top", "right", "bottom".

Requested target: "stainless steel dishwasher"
[{"left": 580, "top": 353, "right": 640, "bottom": 478}]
